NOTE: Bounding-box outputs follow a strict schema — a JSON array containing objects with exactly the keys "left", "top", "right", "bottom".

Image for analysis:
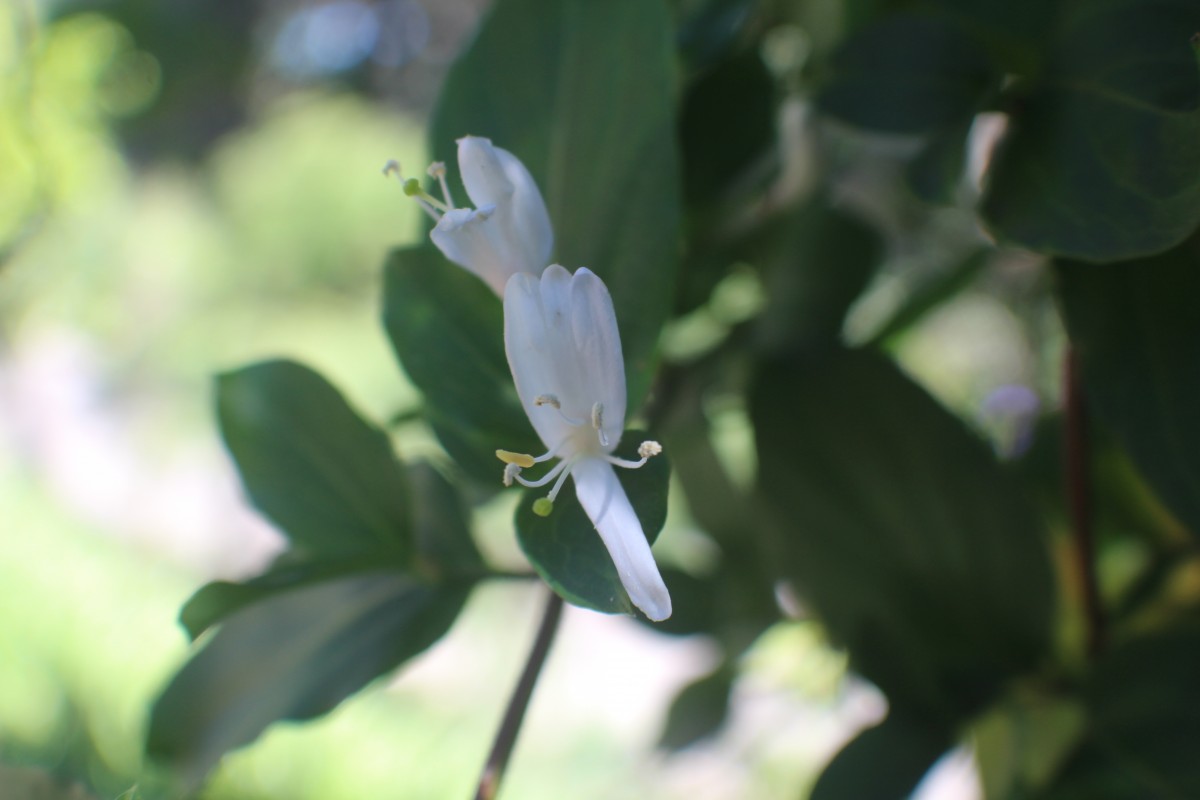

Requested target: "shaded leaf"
[
  {"left": 1057, "top": 238, "right": 1200, "bottom": 537},
  {"left": 218, "top": 360, "right": 410, "bottom": 561},
  {"left": 515, "top": 431, "right": 670, "bottom": 616},
  {"left": 980, "top": 0, "right": 1200, "bottom": 260},
  {"left": 816, "top": 14, "right": 998, "bottom": 134},
  {"left": 408, "top": 460, "right": 485, "bottom": 577},
  {"left": 811, "top": 712, "right": 954, "bottom": 800},
  {"left": 659, "top": 666, "right": 735, "bottom": 750},
  {"left": 430, "top": 0, "right": 681, "bottom": 407},
  {"left": 752, "top": 348, "right": 1054, "bottom": 719},
  {"left": 148, "top": 572, "right": 468, "bottom": 786}
]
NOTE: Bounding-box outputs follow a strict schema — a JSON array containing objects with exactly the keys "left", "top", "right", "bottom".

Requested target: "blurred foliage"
[{"left": 3, "top": 0, "right": 1200, "bottom": 797}]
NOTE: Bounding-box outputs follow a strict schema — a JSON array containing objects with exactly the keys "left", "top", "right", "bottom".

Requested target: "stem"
[
  {"left": 473, "top": 590, "right": 564, "bottom": 800},
  {"left": 1064, "top": 346, "right": 1104, "bottom": 658}
]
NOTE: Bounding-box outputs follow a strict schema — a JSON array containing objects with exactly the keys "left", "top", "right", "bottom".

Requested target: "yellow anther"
[{"left": 496, "top": 449, "right": 536, "bottom": 468}]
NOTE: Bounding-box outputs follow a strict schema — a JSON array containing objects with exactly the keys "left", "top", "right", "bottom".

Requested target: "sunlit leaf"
[
  {"left": 148, "top": 573, "right": 468, "bottom": 786},
  {"left": 218, "top": 360, "right": 411, "bottom": 560}
]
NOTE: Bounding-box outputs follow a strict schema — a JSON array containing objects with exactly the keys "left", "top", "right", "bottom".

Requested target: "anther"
[
  {"left": 591, "top": 402, "right": 609, "bottom": 447},
  {"left": 502, "top": 463, "right": 522, "bottom": 487},
  {"left": 496, "top": 449, "right": 536, "bottom": 468},
  {"left": 427, "top": 162, "right": 446, "bottom": 178},
  {"left": 382, "top": 160, "right": 401, "bottom": 177},
  {"left": 534, "top": 394, "right": 561, "bottom": 408},
  {"left": 638, "top": 441, "right": 663, "bottom": 459}
]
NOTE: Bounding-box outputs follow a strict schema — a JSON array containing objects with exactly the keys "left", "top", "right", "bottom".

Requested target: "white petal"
[
  {"left": 430, "top": 207, "right": 511, "bottom": 296},
  {"left": 569, "top": 268, "right": 626, "bottom": 450},
  {"left": 457, "top": 136, "right": 553, "bottom": 276},
  {"left": 504, "top": 271, "right": 574, "bottom": 449},
  {"left": 571, "top": 458, "right": 672, "bottom": 621}
]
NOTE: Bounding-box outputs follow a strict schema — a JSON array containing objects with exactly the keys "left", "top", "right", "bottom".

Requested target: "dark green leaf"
[
  {"left": 515, "top": 431, "right": 670, "bottom": 616},
  {"left": 408, "top": 460, "right": 485, "bottom": 577},
  {"left": 980, "top": 1, "right": 1200, "bottom": 260},
  {"left": 680, "top": 48, "right": 776, "bottom": 207},
  {"left": 148, "top": 572, "right": 468, "bottom": 786},
  {"left": 905, "top": 117, "right": 973, "bottom": 204},
  {"left": 816, "top": 14, "right": 998, "bottom": 134},
  {"left": 811, "top": 712, "right": 954, "bottom": 800},
  {"left": 381, "top": 245, "right": 539, "bottom": 482},
  {"left": 1035, "top": 625, "right": 1200, "bottom": 799},
  {"left": 674, "top": 0, "right": 759, "bottom": 74},
  {"left": 1057, "top": 238, "right": 1200, "bottom": 537},
  {"left": 430, "top": 0, "right": 681, "bottom": 407},
  {"left": 752, "top": 348, "right": 1054, "bottom": 719},
  {"left": 755, "top": 200, "right": 884, "bottom": 353},
  {"left": 217, "top": 360, "right": 410, "bottom": 561},
  {"left": 659, "top": 666, "right": 735, "bottom": 750}
]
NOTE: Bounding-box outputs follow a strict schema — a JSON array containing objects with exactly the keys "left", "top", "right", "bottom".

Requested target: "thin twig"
[
  {"left": 1064, "top": 346, "right": 1105, "bottom": 658},
  {"left": 473, "top": 589, "right": 565, "bottom": 800}
]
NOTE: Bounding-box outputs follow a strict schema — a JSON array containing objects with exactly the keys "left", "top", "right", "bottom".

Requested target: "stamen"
[
  {"left": 605, "top": 441, "right": 663, "bottom": 470},
  {"left": 427, "top": 161, "right": 455, "bottom": 208},
  {"left": 591, "top": 402, "right": 609, "bottom": 447},
  {"left": 382, "top": 159, "right": 451, "bottom": 219},
  {"left": 496, "top": 450, "right": 536, "bottom": 468},
  {"left": 510, "top": 458, "right": 570, "bottom": 489},
  {"left": 546, "top": 463, "right": 574, "bottom": 502}
]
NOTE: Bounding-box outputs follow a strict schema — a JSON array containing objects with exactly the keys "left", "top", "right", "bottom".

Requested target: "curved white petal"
[
  {"left": 571, "top": 458, "right": 671, "bottom": 621},
  {"left": 430, "top": 207, "right": 511, "bottom": 296},
  {"left": 504, "top": 271, "right": 575, "bottom": 449},
  {"left": 569, "top": 268, "right": 625, "bottom": 449},
  {"left": 445, "top": 136, "right": 552, "bottom": 293}
]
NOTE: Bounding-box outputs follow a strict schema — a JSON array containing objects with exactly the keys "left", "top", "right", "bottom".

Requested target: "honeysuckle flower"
[
  {"left": 384, "top": 135, "right": 553, "bottom": 296},
  {"left": 496, "top": 264, "right": 671, "bottom": 621}
]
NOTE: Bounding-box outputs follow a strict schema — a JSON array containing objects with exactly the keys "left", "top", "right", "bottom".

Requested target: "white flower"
[
  {"left": 384, "top": 136, "right": 553, "bottom": 296},
  {"left": 497, "top": 265, "right": 671, "bottom": 621}
]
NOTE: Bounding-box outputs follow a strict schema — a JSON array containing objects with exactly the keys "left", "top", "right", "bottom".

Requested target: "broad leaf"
[
  {"left": 659, "top": 665, "right": 735, "bottom": 750},
  {"left": 218, "top": 360, "right": 410, "bottom": 560},
  {"left": 980, "top": 0, "right": 1200, "bottom": 260},
  {"left": 1034, "top": 625, "right": 1200, "bottom": 798},
  {"left": 382, "top": 245, "right": 539, "bottom": 482},
  {"left": 816, "top": 14, "right": 998, "bottom": 134},
  {"left": 1057, "top": 237, "right": 1200, "bottom": 537},
  {"left": 430, "top": 0, "right": 681, "bottom": 407},
  {"left": 514, "top": 431, "right": 670, "bottom": 616},
  {"left": 752, "top": 348, "right": 1054, "bottom": 719},
  {"left": 148, "top": 572, "right": 468, "bottom": 786}
]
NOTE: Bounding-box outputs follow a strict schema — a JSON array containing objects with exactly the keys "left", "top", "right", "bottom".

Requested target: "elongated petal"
[
  {"left": 456, "top": 136, "right": 553, "bottom": 280},
  {"left": 504, "top": 271, "right": 575, "bottom": 449},
  {"left": 569, "top": 268, "right": 626, "bottom": 450},
  {"left": 571, "top": 458, "right": 671, "bottom": 621}
]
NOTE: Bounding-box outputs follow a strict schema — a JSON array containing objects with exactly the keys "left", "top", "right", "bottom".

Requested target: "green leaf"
[
  {"left": 430, "top": 0, "right": 681, "bottom": 407},
  {"left": 811, "top": 712, "right": 954, "bottom": 800},
  {"left": 381, "top": 245, "right": 539, "bottom": 481},
  {"left": 752, "top": 348, "right": 1054, "bottom": 719},
  {"left": 218, "top": 360, "right": 411, "bottom": 561},
  {"left": 514, "top": 431, "right": 670, "bottom": 616},
  {"left": 1057, "top": 238, "right": 1200, "bottom": 537},
  {"left": 816, "top": 14, "right": 998, "bottom": 134},
  {"left": 680, "top": 48, "right": 776, "bottom": 208},
  {"left": 1035, "top": 625, "right": 1200, "bottom": 799},
  {"left": 659, "top": 665, "right": 735, "bottom": 750},
  {"left": 865, "top": 247, "right": 990, "bottom": 346},
  {"left": 408, "top": 460, "right": 485, "bottom": 577},
  {"left": 755, "top": 199, "right": 884, "bottom": 353},
  {"left": 980, "top": 0, "right": 1200, "bottom": 260},
  {"left": 905, "top": 117, "right": 973, "bottom": 204},
  {"left": 180, "top": 462, "right": 482, "bottom": 641},
  {"left": 147, "top": 572, "right": 468, "bottom": 786}
]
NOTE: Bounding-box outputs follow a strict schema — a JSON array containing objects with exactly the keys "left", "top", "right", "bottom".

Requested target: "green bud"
[{"left": 532, "top": 498, "right": 554, "bottom": 517}]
